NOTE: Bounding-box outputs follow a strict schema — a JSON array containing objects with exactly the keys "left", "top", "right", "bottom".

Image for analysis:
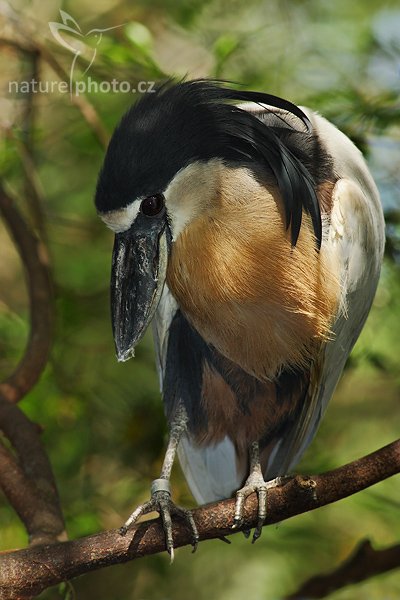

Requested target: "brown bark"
[
  {"left": 0, "top": 186, "right": 66, "bottom": 546},
  {"left": 0, "top": 186, "right": 53, "bottom": 404},
  {"left": 0, "top": 439, "right": 399, "bottom": 599}
]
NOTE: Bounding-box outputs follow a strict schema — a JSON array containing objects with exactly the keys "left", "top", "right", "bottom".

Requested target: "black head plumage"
[{"left": 95, "top": 79, "right": 324, "bottom": 248}]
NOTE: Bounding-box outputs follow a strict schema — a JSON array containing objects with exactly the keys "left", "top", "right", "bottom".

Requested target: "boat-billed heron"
[{"left": 95, "top": 80, "right": 385, "bottom": 558}]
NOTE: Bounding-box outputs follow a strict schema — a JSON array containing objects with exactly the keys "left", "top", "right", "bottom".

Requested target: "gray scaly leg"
[
  {"left": 232, "top": 441, "right": 283, "bottom": 542},
  {"left": 120, "top": 404, "right": 199, "bottom": 561}
]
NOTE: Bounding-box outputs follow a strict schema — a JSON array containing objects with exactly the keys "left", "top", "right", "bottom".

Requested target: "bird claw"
[
  {"left": 120, "top": 480, "right": 199, "bottom": 560},
  {"left": 232, "top": 475, "right": 282, "bottom": 542}
]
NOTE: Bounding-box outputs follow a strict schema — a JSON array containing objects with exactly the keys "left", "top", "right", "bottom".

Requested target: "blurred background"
[{"left": 0, "top": 0, "right": 399, "bottom": 598}]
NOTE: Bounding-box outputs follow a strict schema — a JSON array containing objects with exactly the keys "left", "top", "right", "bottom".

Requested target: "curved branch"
[
  {"left": 0, "top": 185, "right": 65, "bottom": 544},
  {"left": 0, "top": 397, "right": 66, "bottom": 546},
  {"left": 0, "top": 439, "right": 399, "bottom": 599},
  {"left": 286, "top": 539, "right": 400, "bottom": 599},
  {"left": 0, "top": 185, "right": 53, "bottom": 404}
]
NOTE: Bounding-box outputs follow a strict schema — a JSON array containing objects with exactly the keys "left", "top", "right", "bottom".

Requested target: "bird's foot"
[
  {"left": 232, "top": 474, "right": 284, "bottom": 543},
  {"left": 119, "top": 478, "right": 199, "bottom": 562}
]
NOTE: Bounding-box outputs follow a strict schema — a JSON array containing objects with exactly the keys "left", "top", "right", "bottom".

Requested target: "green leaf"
[{"left": 124, "top": 21, "right": 153, "bottom": 54}]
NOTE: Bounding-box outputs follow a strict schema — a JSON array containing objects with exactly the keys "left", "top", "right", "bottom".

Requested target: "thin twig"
[
  {"left": 0, "top": 439, "right": 399, "bottom": 599},
  {"left": 38, "top": 47, "right": 110, "bottom": 149},
  {"left": 20, "top": 47, "right": 47, "bottom": 241},
  {"left": 286, "top": 539, "right": 400, "bottom": 599},
  {"left": 10, "top": 135, "right": 47, "bottom": 241},
  {"left": 0, "top": 36, "right": 110, "bottom": 149}
]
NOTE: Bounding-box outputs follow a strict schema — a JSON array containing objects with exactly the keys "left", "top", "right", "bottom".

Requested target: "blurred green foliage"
[{"left": 0, "top": 0, "right": 399, "bottom": 598}]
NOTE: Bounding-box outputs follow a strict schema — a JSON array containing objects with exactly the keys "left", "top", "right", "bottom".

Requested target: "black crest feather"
[{"left": 95, "top": 79, "right": 328, "bottom": 247}]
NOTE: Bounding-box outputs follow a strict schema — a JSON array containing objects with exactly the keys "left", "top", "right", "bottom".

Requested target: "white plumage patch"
[
  {"left": 163, "top": 159, "right": 221, "bottom": 241},
  {"left": 330, "top": 178, "right": 383, "bottom": 308},
  {"left": 177, "top": 435, "right": 243, "bottom": 504},
  {"left": 99, "top": 200, "right": 142, "bottom": 233}
]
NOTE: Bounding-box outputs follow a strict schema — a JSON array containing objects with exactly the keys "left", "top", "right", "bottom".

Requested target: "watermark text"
[{"left": 8, "top": 78, "right": 156, "bottom": 96}]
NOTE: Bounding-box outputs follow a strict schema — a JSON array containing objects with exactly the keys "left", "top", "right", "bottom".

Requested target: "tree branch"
[
  {"left": 0, "top": 184, "right": 53, "bottom": 404},
  {"left": 0, "top": 397, "right": 66, "bottom": 546},
  {"left": 0, "top": 185, "right": 65, "bottom": 545},
  {"left": 19, "top": 46, "right": 47, "bottom": 242},
  {"left": 0, "top": 439, "right": 399, "bottom": 599},
  {"left": 286, "top": 539, "right": 400, "bottom": 599}
]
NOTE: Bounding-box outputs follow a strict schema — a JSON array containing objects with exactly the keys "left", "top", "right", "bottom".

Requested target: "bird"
[{"left": 94, "top": 79, "right": 385, "bottom": 559}]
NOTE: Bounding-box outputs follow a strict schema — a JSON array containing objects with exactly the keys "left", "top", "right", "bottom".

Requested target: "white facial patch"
[
  {"left": 164, "top": 159, "right": 221, "bottom": 240},
  {"left": 99, "top": 200, "right": 142, "bottom": 234},
  {"left": 100, "top": 159, "right": 221, "bottom": 239}
]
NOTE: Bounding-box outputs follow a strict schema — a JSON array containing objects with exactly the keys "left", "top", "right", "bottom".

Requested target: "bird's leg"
[
  {"left": 119, "top": 404, "right": 199, "bottom": 561},
  {"left": 232, "top": 441, "right": 283, "bottom": 543}
]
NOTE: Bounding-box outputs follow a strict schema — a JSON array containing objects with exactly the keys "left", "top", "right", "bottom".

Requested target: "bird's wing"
[
  {"left": 267, "top": 175, "right": 385, "bottom": 476},
  {"left": 239, "top": 104, "right": 385, "bottom": 477}
]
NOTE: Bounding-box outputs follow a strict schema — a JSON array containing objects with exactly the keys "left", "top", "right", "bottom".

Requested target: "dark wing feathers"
[
  {"left": 163, "top": 309, "right": 310, "bottom": 463},
  {"left": 174, "top": 80, "right": 312, "bottom": 132},
  {"left": 163, "top": 309, "right": 210, "bottom": 432}
]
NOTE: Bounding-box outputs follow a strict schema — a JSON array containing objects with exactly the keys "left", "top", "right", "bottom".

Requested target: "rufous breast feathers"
[{"left": 167, "top": 165, "right": 339, "bottom": 380}]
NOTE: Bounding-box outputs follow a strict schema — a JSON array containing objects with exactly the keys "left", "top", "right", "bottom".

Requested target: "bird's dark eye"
[{"left": 141, "top": 194, "right": 165, "bottom": 217}]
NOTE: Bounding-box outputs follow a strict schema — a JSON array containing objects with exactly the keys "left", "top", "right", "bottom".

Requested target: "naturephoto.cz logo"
[{"left": 8, "top": 10, "right": 156, "bottom": 97}]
